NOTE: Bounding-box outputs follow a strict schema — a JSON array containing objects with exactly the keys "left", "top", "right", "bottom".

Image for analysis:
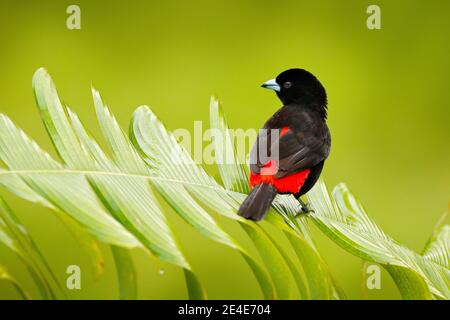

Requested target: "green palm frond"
[
  {"left": 422, "top": 214, "right": 449, "bottom": 269},
  {"left": 0, "top": 196, "right": 61, "bottom": 299},
  {"left": 0, "top": 69, "right": 201, "bottom": 298},
  {"left": 308, "top": 181, "right": 450, "bottom": 299}
]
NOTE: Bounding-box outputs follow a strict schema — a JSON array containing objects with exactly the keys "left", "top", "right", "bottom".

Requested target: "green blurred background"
[{"left": 0, "top": 0, "right": 449, "bottom": 299}]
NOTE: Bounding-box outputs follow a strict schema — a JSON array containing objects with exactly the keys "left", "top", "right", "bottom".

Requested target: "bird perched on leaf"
[{"left": 237, "top": 68, "right": 331, "bottom": 221}]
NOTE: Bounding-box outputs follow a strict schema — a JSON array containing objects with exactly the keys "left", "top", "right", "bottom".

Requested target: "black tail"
[{"left": 237, "top": 183, "right": 278, "bottom": 221}]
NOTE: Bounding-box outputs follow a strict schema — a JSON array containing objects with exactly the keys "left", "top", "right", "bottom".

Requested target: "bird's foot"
[
  {"left": 296, "top": 199, "right": 315, "bottom": 217},
  {"left": 301, "top": 203, "right": 315, "bottom": 214}
]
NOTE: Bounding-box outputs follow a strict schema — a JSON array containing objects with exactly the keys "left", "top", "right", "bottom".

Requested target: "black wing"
[{"left": 250, "top": 110, "right": 330, "bottom": 179}]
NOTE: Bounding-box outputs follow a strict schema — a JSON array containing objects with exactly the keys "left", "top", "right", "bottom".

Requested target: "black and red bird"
[{"left": 237, "top": 68, "right": 331, "bottom": 221}]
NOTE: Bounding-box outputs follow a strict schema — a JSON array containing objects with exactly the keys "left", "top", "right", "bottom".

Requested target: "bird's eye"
[{"left": 283, "top": 81, "right": 292, "bottom": 89}]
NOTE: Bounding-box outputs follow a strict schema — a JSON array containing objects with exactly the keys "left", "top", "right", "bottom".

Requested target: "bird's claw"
[
  {"left": 295, "top": 200, "right": 314, "bottom": 218},
  {"left": 301, "top": 204, "right": 315, "bottom": 214}
]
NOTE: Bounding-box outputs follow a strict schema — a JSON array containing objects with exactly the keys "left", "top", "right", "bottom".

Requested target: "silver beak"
[{"left": 261, "top": 78, "right": 280, "bottom": 92}]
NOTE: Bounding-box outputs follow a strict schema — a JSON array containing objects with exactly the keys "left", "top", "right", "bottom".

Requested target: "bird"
[{"left": 237, "top": 68, "right": 331, "bottom": 221}]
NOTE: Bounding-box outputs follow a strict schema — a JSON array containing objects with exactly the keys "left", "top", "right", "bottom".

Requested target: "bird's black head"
[{"left": 261, "top": 68, "right": 327, "bottom": 117}]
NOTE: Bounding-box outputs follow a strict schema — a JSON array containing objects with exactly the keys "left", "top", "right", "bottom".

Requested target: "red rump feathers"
[{"left": 250, "top": 166, "right": 310, "bottom": 194}]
